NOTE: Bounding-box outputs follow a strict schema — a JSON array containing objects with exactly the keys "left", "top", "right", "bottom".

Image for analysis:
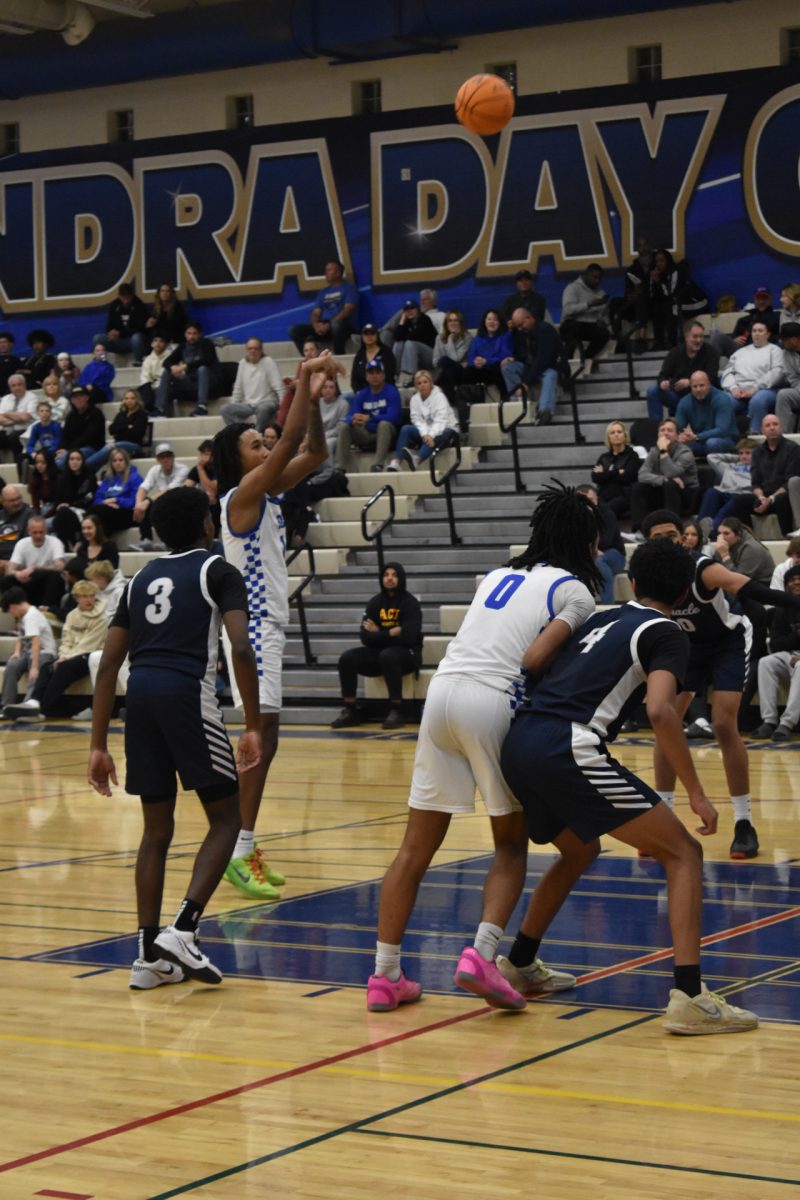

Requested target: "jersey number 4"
[
  {"left": 144, "top": 577, "right": 175, "bottom": 624},
  {"left": 579, "top": 624, "right": 613, "bottom": 654}
]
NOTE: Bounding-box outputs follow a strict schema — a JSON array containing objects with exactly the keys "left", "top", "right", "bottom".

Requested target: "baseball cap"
[
  {"left": 361, "top": 323, "right": 378, "bottom": 334},
  {"left": 70, "top": 386, "right": 89, "bottom": 398},
  {"left": 781, "top": 322, "right": 800, "bottom": 339},
  {"left": 754, "top": 286, "right": 771, "bottom": 297},
  {"left": 365, "top": 358, "right": 384, "bottom": 371},
  {"left": 784, "top": 565, "right": 800, "bottom": 587},
  {"left": 402, "top": 299, "right": 418, "bottom": 310},
  {"left": 155, "top": 441, "right": 174, "bottom": 456}
]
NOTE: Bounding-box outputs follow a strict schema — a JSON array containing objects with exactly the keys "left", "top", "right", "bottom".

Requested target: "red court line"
[
  {"left": 35, "top": 1190, "right": 93, "bottom": 1198},
  {"left": 3, "top": 904, "right": 799, "bottom": 1177}
]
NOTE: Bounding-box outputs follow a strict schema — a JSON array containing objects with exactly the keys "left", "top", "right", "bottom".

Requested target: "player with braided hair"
[{"left": 367, "top": 483, "right": 600, "bottom": 1012}]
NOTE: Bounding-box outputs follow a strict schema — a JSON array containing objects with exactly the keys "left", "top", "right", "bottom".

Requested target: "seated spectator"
[
  {"left": 432, "top": 310, "right": 473, "bottom": 399},
  {"left": 0, "top": 515, "right": 66, "bottom": 610},
  {"left": 77, "top": 344, "right": 116, "bottom": 404},
  {"left": 500, "top": 307, "right": 567, "bottom": 426},
  {"left": 50, "top": 449, "right": 97, "bottom": 548},
  {"left": 220, "top": 337, "right": 283, "bottom": 431},
  {"left": 318, "top": 377, "right": 350, "bottom": 461},
  {"left": 145, "top": 282, "right": 187, "bottom": 345},
  {"left": 627, "top": 417, "right": 699, "bottom": 535},
  {"left": 330, "top": 562, "right": 423, "bottom": 731},
  {"left": 711, "top": 286, "right": 780, "bottom": 357},
  {"left": 89, "top": 448, "right": 143, "bottom": 536},
  {"left": 28, "top": 451, "right": 59, "bottom": 522},
  {"left": 155, "top": 321, "right": 221, "bottom": 417},
  {"left": 53, "top": 352, "right": 79, "bottom": 401},
  {"left": 729, "top": 414, "right": 800, "bottom": 535},
  {"left": 5, "top": 579, "right": 110, "bottom": 719},
  {"left": 681, "top": 518, "right": 705, "bottom": 559},
  {"left": 138, "top": 334, "right": 172, "bottom": 413},
  {"left": 590, "top": 420, "right": 641, "bottom": 518},
  {"left": 779, "top": 284, "right": 800, "bottom": 332},
  {"left": 775, "top": 322, "right": 800, "bottom": 433},
  {"left": 770, "top": 537, "right": 800, "bottom": 592},
  {"left": 0, "top": 330, "right": 23, "bottom": 394},
  {"left": 721, "top": 320, "right": 784, "bottom": 432},
  {"left": 263, "top": 422, "right": 282, "bottom": 450},
  {"left": 559, "top": 264, "right": 611, "bottom": 360},
  {"left": 712, "top": 516, "right": 774, "bottom": 583},
  {"left": 386, "top": 370, "right": 459, "bottom": 471},
  {"left": 290, "top": 259, "right": 358, "bottom": 354},
  {"left": 334, "top": 360, "right": 402, "bottom": 473},
  {"left": 277, "top": 338, "right": 320, "bottom": 427},
  {"left": 576, "top": 483, "right": 625, "bottom": 604},
  {"left": 93, "top": 283, "right": 149, "bottom": 364},
  {"left": 499, "top": 269, "right": 547, "bottom": 326},
  {"left": 57, "top": 557, "right": 85, "bottom": 620},
  {"left": 25, "top": 400, "right": 63, "bottom": 463},
  {"left": 0, "top": 585, "right": 58, "bottom": 718},
  {"left": 21, "top": 330, "right": 56, "bottom": 388},
  {"left": 134, "top": 441, "right": 189, "bottom": 545},
  {"left": 646, "top": 319, "right": 721, "bottom": 420},
  {"left": 55, "top": 386, "right": 106, "bottom": 468},
  {"left": 0, "top": 484, "right": 33, "bottom": 572},
  {"left": 73, "top": 513, "right": 120, "bottom": 572},
  {"left": 393, "top": 299, "right": 438, "bottom": 384},
  {"left": 645, "top": 248, "right": 682, "bottom": 349},
  {"left": 85, "top": 388, "right": 149, "bottom": 472},
  {"left": 0, "top": 373, "right": 39, "bottom": 464},
  {"left": 349, "top": 324, "right": 396, "bottom": 394},
  {"left": 281, "top": 437, "right": 346, "bottom": 547},
  {"left": 382, "top": 287, "right": 445, "bottom": 345},
  {"left": 452, "top": 307, "right": 513, "bottom": 430},
  {"left": 184, "top": 439, "right": 219, "bottom": 532},
  {"left": 675, "top": 370, "right": 738, "bottom": 455},
  {"left": 754, "top": 566, "right": 800, "bottom": 741},
  {"left": 84, "top": 557, "right": 127, "bottom": 619},
  {"left": 38, "top": 375, "right": 70, "bottom": 423},
  {"left": 697, "top": 438, "right": 756, "bottom": 537}
]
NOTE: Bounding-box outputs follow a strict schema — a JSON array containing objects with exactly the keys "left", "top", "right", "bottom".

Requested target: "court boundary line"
[
  {"left": 3, "top": 902, "right": 798, "bottom": 1179},
  {"left": 355, "top": 1129, "right": 800, "bottom": 1188}
]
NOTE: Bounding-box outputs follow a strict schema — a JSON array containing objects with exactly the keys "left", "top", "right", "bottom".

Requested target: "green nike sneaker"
[
  {"left": 251, "top": 846, "right": 286, "bottom": 888},
  {"left": 224, "top": 855, "right": 281, "bottom": 900}
]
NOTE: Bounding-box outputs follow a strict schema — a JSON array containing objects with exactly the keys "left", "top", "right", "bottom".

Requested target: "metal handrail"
[
  {"left": 565, "top": 358, "right": 586, "bottom": 446},
  {"left": 360, "top": 483, "right": 396, "bottom": 574},
  {"left": 616, "top": 328, "right": 641, "bottom": 403},
  {"left": 428, "top": 434, "right": 462, "bottom": 545},
  {"left": 286, "top": 540, "right": 317, "bottom": 666},
  {"left": 499, "top": 390, "right": 529, "bottom": 493}
]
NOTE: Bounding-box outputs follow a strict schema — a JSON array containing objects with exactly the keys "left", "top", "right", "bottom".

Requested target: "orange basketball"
[{"left": 455, "top": 73, "right": 515, "bottom": 136}]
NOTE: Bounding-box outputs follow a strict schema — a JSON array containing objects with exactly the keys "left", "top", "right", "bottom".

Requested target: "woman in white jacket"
[{"left": 386, "top": 371, "right": 459, "bottom": 471}]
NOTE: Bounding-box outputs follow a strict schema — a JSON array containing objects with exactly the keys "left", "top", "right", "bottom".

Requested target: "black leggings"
[{"left": 338, "top": 644, "right": 416, "bottom": 702}]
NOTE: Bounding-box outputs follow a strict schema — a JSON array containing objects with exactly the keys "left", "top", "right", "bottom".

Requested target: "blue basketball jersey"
[
  {"left": 671, "top": 555, "right": 747, "bottom": 643},
  {"left": 520, "top": 601, "right": 689, "bottom": 741},
  {"left": 112, "top": 549, "right": 248, "bottom": 686}
]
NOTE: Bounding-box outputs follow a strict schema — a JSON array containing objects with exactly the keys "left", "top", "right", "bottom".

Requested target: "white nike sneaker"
[
  {"left": 663, "top": 983, "right": 759, "bottom": 1035},
  {"left": 496, "top": 953, "right": 577, "bottom": 995},
  {"left": 153, "top": 925, "right": 223, "bottom": 985},
  {"left": 129, "top": 956, "right": 185, "bottom": 990}
]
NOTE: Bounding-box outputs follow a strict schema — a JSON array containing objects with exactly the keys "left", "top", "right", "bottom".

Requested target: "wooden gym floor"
[{"left": 1, "top": 720, "right": 799, "bottom": 1199}]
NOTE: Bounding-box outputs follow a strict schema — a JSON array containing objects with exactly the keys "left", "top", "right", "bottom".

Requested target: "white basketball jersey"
[
  {"left": 435, "top": 564, "right": 595, "bottom": 700},
  {"left": 220, "top": 490, "right": 289, "bottom": 628}
]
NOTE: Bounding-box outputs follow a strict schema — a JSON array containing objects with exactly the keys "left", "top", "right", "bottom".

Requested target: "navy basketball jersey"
[
  {"left": 112, "top": 550, "right": 248, "bottom": 686},
  {"left": 671, "top": 554, "right": 747, "bottom": 643},
  {"left": 521, "top": 601, "right": 689, "bottom": 741}
]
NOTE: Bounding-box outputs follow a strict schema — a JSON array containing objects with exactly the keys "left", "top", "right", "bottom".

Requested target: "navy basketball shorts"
[
  {"left": 684, "top": 627, "right": 749, "bottom": 695},
  {"left": 501, "top": 714, "right": 661, "bottom": 845},
  {"left": 124, "top": 668, "right": 239, "bottom": 798}
]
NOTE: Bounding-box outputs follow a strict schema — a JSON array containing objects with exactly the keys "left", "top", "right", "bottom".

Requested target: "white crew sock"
[
  {"left": 473, "top": 921, "right": 503, "bottom": 962},
  {"left": 233, "top": 830, "right": 255, "bottom": 860},
  {"left": 656, "top": 791, "right": 675, "bottom": 810},
  {"left": 374, "top": 941, "right": 402, "bottom": 981},
  {"left": 731, "top": 793, "right": 752, "bottom": 823}
]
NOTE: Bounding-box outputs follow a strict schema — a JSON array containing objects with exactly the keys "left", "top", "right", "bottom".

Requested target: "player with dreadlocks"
[{"left": 367, "top": 482, "right": 600, "bottom": 1012}]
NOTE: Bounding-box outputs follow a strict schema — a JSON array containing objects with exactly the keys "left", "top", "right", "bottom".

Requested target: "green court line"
[
  {"left": 145, "top": 1011, "right": 655, "bottom": 1199},
  {"left": 356, "top": 1129, "right": 800, "bottom": 1187}
]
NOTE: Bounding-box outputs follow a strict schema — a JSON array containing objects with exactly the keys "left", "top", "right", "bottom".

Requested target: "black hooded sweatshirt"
[{"left": 359, "top": 560, "right": 423, "bottom": 668}]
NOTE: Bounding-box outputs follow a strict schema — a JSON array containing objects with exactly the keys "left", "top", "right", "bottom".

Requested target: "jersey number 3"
[{"left": 144, "top": 577, "right": 175, "bottom": 624}]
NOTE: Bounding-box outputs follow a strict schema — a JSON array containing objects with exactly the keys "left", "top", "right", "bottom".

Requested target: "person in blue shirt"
[
  {"left": 675, "top": 371, "right": 738, "bottom": 455},
  {"left": 77, "top": 344, "right": 116, "bottom": 403},
  {"left": 334, "top": 360, "right": 402, "bottom": 473},
  {"left": 25, "top": 400, "right": 62, "bottom": 461},
  {"left": 89, "top": 447, "right": 143, "bottom": 535},
  {"left": 290, "top": 259, "right": 359, "bottom": 354}
]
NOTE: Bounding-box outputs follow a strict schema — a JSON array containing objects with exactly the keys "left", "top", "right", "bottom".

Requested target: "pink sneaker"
[
  {"left": 366, "top": 971, "right": 422, "bottom": 1012},
  {"left": 454, "top": 946, "right": 526, "bottom": 1010}
]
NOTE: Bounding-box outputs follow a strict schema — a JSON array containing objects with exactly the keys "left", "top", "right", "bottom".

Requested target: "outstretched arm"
[{"left": 271, "top": 369, "right": 330, "bottom": 492}]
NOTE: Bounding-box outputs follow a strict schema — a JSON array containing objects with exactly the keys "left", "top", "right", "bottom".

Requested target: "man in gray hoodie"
[{"left": 559, "top": 264, "right": 612, "bottom": 360}]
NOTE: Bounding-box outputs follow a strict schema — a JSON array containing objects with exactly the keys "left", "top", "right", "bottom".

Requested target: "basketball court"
[{"left": 1, "top": 721, "right": 799, "bottom": 1198}]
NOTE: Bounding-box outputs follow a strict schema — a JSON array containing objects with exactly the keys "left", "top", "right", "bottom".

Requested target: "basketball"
[{"left": 454, "top": 73, "right": 515, "bottom": 136}]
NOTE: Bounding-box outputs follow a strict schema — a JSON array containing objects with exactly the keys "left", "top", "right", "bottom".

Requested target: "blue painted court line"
[
  {"left": 558, "top": 1006, "right": 595, "bottom": 1019},
  {"left": 74, "top": 967, "right": 113, "bottom": 979}
]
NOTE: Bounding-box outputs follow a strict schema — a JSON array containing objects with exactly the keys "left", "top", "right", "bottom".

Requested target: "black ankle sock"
[
  {"left": 138, "top": 926, "right": 160, "bottom": 963},
  {"left": 174, "top": 898, "right": 203, "bottom": 932},
  {"left": 674, "top": 964, "right": 702, "bottom": 998},
  {"left": 509, "top": 932, "right": 542, "bottom": 969}
]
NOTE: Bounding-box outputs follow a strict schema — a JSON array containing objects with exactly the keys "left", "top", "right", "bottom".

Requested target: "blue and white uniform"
[
  {"left": 111, "top": 549, "right": 248, "bottom": 797},
  {"left": 673, "top": 554, "right": 751, "bottom": 694},
  {"left": 502, "top": 602, "right": 689, "bottom": 844},
  {"left": 219, "top": 489, "right": 287, "bottom": 713},
  {"left": 410, "top": 564, "right": 594, "bottom": 816}
]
